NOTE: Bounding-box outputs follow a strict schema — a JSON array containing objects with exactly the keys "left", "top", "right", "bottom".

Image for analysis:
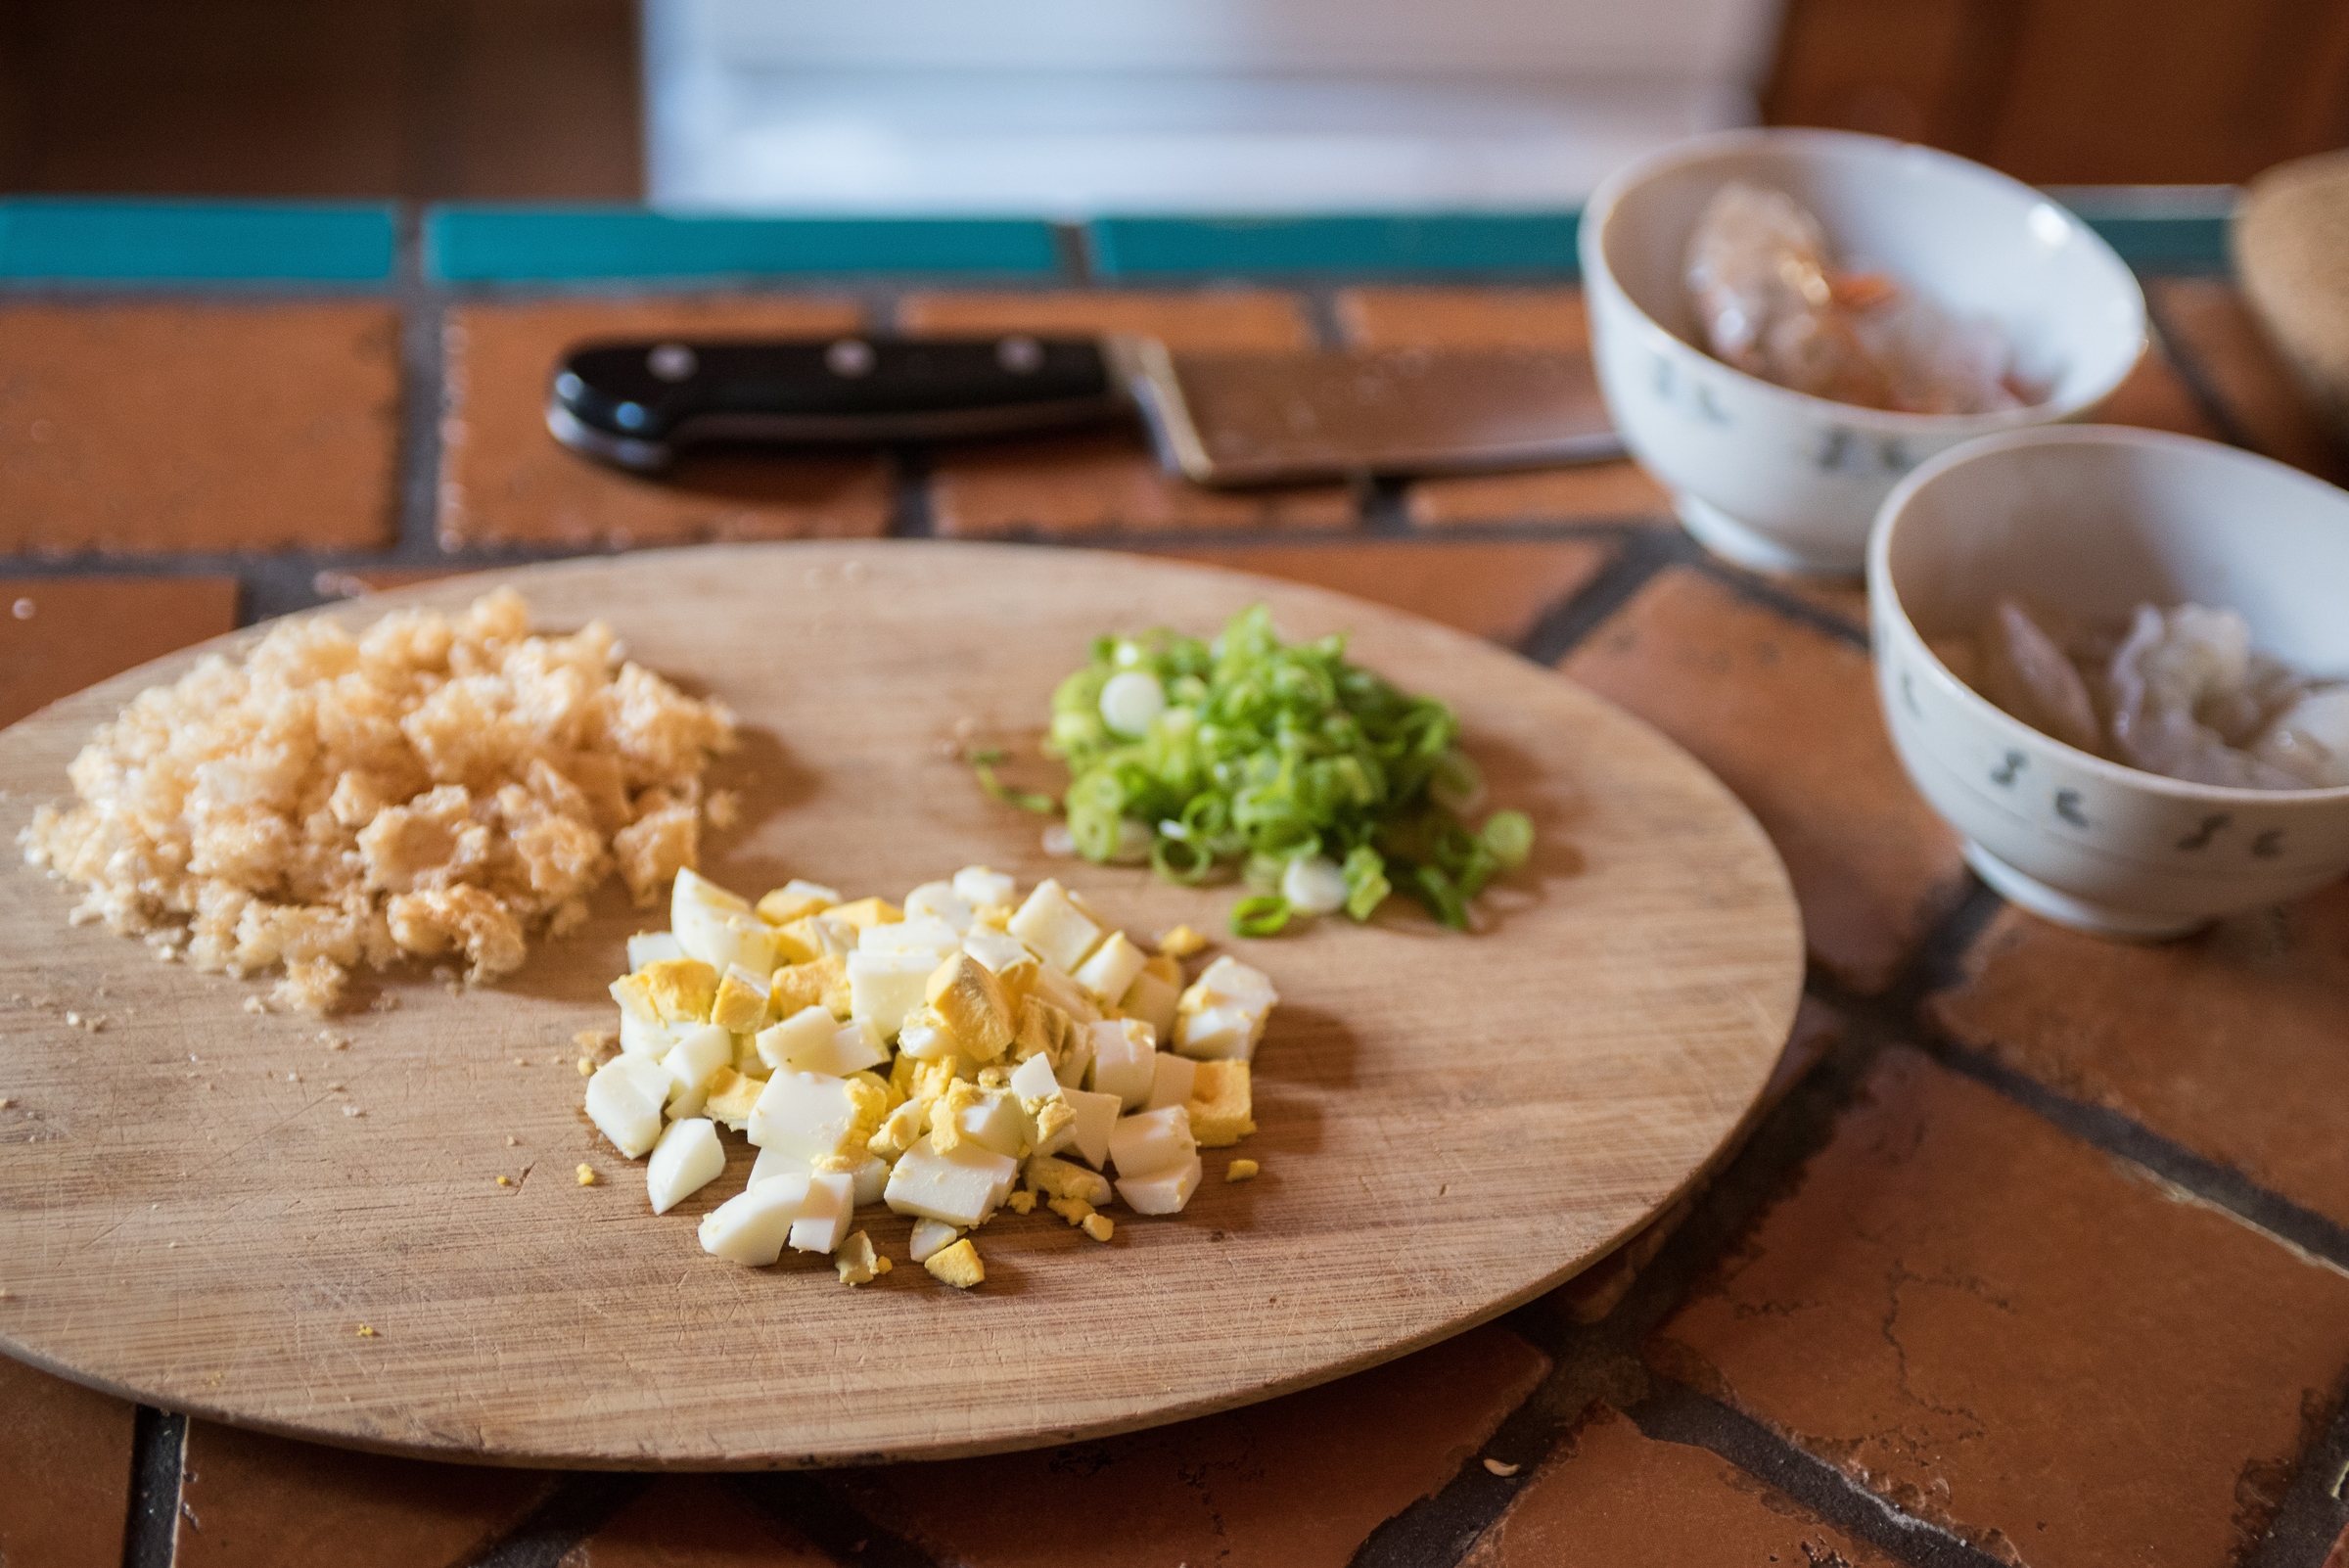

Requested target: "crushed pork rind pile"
[{"left": 20, "top": 588, "right": 736, "bottom": 1012}]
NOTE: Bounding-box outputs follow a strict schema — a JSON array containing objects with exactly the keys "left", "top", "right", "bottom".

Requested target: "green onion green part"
[{"left": 1002, "top": 603, "right": 1535, "bottom": 935}]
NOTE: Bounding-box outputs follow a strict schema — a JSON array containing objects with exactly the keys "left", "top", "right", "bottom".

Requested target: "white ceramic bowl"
[
  {"left": 1870, "top": 426, "right": 2349, "bottom": 939},
  {"left": 1580, "top": 127, "right": 2147, "bottom": 576}
]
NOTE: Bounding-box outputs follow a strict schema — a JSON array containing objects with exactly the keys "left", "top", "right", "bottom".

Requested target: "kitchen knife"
[{"left": 546, "top": 335, "right": 1623, "bottom": 487}]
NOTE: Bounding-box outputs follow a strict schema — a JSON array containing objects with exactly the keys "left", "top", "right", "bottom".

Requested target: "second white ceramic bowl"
[
  {"left": 1580, "top": 128, "right": 2146, "bottom": 576},
  {"left": 1870, "top": 425, "right": 2349, "bottom": 939}
]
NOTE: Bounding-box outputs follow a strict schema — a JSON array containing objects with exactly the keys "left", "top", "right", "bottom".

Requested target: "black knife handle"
[{"left": 547, "top": 335, "right": 1126, "bottom": 470}]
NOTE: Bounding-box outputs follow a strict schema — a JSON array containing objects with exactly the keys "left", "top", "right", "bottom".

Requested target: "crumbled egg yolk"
[{"left": 582, "top": 867, "right": 1276, "bottom": 1288}]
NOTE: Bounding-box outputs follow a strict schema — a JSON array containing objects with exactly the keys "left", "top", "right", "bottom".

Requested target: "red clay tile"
[
  {"left": 1765, "top": 573, "right": 1870, "bottom": 630},
  {"left": 899, "top": 291, "right": 1357, "bottom": 536},
  {"left": 1153, "top": 537, "right": 1612, "bottom": 646},
  {"left": 0, "top": 576, "right": 239, "bottom": 729},
  {"left": 1331, "top": 287, "right": 1669, "bottom": 528},
  {"left": 0, "top": 302, "right": 399, "bottom": 555},
  {"left": 312, "top": 565, "right": 468, "bottom": 599},
  {"left": 928, "top": 430, "right": 1359, "bottom": 536},
  {"left": 2098, "top": 333, "right": 2224, "bottom": 439},
  {"left": 1464, "top": 1403, "right": 1897, "bottom": 1567},
  {"left": 175, "top": 1419, "right": 557, "bottom": 1568},
  {"left": 1401, "top": 464, "right": 1675, "bottom": 528},
  {"left": 1562, "top": 569, "right": 1966, "bottom": 992},
  {"left": 1551, "top": 997, "right": 1844, "bottom": 1327},
  {"left": 438, "top": 297, "right": 892, "bottom": 551},
  {"left": 1929, "top": 889, "right": 2349, "bottom": 1230},
  {"left": 0, "top": 1357, "right": 136, "bottom": 1568},
  {"left": 1334, "top": 287, "right": 1594, "bottom": 352},
  {"left": 1650, "top": 1045, "right": 2349, "bottom": 1568},
  {"left": 2152, "top": 278, "right": 2349, "bottom": 484},
  {"left": 833, "top": 1322, "right": 1548, "bottom": 1568},
  {"left": 557, "top": 1476, "right": 833, "bottom": 1568}
]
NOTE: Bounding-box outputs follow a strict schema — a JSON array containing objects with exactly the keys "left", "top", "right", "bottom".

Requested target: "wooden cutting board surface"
[{"left": 0, "top": 541, "right": 1800, "bottom": 1469}]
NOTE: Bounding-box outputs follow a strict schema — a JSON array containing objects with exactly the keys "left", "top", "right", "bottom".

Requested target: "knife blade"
[{"left": 546, "top": 334, "right": 1622, "bottom": 487}]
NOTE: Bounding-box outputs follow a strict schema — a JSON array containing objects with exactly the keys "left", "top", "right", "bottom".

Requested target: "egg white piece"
[
  {"left": 1030, "top": 963, "right": 1103, "bottom": 1027},
  {"left": 749, "top": 1145, "right": 808, "bottom": 1187},
  {"left": 1116, "top": 1155, "right": 1204, "bottom": 1216},
  {"left": 647, "top": 1118, "right": 724, "bottom": 1215},
  {"left": 748, "top": 1071, "right": 862, "bottom": 1161},
  {"left": 755, "top": 1005, "right": 836, "bottom": 1072},
  {"left": 1108, "top": 1104, "right": 1196, "bottom": 1178},
  {"left": 585, "top": 1054, "right": 672, "bottom": 1158},
  {"left": 1061, "top": 1086, "right": 1122, "bottom": 1169},
  {"left": 951, "top": 866, "right": 1017, "bottom": 910},
  {"left": 1119, "top": 969, "right": 1180, "bottom": 1042},
  {"left": 619, "top": 1010, "right": 681, "bottom": 1060},
  {"left": 846, "top": 948, "right": 940, "bottom": 1037},
  {"left": 851, "top": 1155, "right": 890, "bottom": 1207},
  {"left": 699, "top": 1174, "right": 809, "bottom": 1266},
  {"left": 789, "top": 1170, "right": 856, "bottom": 1253},
  {"left": 1088, "top": 1018, "right": 1156, "bottom": 1110},
  {"left": 1145, "top": 1052, "right": 1197, "bottom": 1111},
  {"left": 858, "top": 918, "right": 963, "bottom": 956},
  {"left": 1174, "top": 1001, "right": 1265, "bottom": 1062},
  {"left": 902, "top": 882, "right": 977, "bottom": 934},
  {"left": 1074, "top": 931, "right": 1148, "bottom": 1003},
  {"left": 893, "top": 1007, "right": 960, "bottom": 1061},
  {"left": 884, "top": 1139, "right": 1019, "bottom": 1226},
  {"left": 625, "top": 931, "right": 685, "bottom": 969},
  {"left": 1009, "top": 880, "right": 1104, "bottom": 973},
  {"left": 961, "top": 926, "right": 1034, "bottom": 975},
  {"left": 956, "top": 1091, "right": 1030, "bottom": 1158},
  {"left": 673, "top": 900, "right": 776, "bottom": 975},
  {"left": 671, "top": 867, "right": 751, "bottom": 919},
  {"left": 909, "top": 1218, "right": 962, "bottom": 1263},
  {"left": 662, "top": 1024, "right": 733, "bottom": 1096}
]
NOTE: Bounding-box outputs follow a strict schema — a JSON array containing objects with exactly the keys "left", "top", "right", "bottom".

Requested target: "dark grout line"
[
  {"left": 1681, "top": 550, "right": 1872, "bottom": 652},
  {"left": 1358, "top": 475, "right": 1415, "bottom": 535},
  {"left": 1933, "top": 1038, "right": 2349, "bottom": 1269},
  {"left": 466, "top": 1473, "right": 653, "bottom": 1568},
  {"left": 1349, "top": 1376, "right": 1553, "bottom": 1568},
  {"left": 888, "top": 444, "right": 939, "bottom": 538},
  {"left": 391, "top": 202, "right": 452, "bottom": 572},
  {"left": 731, "top": 1472, "right": 941, "bottom": 1568},
  {"left": 1513, "top": 527, "right": 1682, "bottom": 667},
  {"left": 2142, "top": 287, "right": 2262, "bottom": 455},
  {"left": 1631, "top": 1383, "right": 2013, "bottom": 1568},
  {"left": 117, "top": 1406, "right": 184, "bottom": 1568},
  {"left": 2243, "top": 1390, "right": 2349, "bottom": 1568}
]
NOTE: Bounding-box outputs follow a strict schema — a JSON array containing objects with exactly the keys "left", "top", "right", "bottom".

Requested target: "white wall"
[{"left": 646, "top": 0, "right": 1783, "bottom": 215}]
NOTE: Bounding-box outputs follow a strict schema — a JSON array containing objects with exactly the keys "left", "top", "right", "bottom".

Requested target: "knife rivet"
[
  {"left": 647, "top": 343, "right": 697, "bottom": 382},
  {"left": 996, "top": 335, "right": 1044, "bottom": 374},
  {"left": 826, "top": 339, "right": 877, "bottom": 378},
  {"left": 614, "top": 401, "right": 649, "bottom": 430}
]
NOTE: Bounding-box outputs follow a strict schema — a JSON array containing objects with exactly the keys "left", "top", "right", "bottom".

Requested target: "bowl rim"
[
  {"left": 1867, "top": 422, "right": 2349, "bottom": 807},
  {"left": 1578, "top": 125, "right": 2149, "bottom": 438}
]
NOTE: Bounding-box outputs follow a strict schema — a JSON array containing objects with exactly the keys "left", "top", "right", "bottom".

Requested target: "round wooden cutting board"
[{"left": 0, "top": 542, "right": 1799, "bottom": 1469}]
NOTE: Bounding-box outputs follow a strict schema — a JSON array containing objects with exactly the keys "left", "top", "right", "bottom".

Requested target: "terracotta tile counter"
[{"left": 4, "top": 198, "right": 2347, "bottom": 1568}]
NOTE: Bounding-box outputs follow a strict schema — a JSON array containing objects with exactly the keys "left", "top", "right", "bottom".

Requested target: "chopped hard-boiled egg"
[
  {"left": 698, "top": 1174, "right": 807, "bottom": 1266},
  {"left": 588, "top": 864, "right": 1278, "bottom": 1288},
  {"left": 647, "top": 1117, "right": 723, "bottom": 1214},
  {"left": 908, "top": 1217, "right": 962, "bottom": 1263},
  {"left": 925, "top": 1237, "right": 986, "bottom": 1288},
  {"left": 585, "top": 1054, "right": 670, "bottom": 1158}
]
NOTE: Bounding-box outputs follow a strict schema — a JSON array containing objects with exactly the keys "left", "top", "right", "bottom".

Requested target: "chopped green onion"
[
  {"left": 968, "top": 749, "right": 1058, "bottom": 814},
  {"left": 990, "top": 604, "right": 1536, "bottom": 934},
  {"left": 1483, "top": 809, "right": 1535, "bottom": 869},
  {"left": 1230, "top": 894, "right": 1291, "bottom": 938}
]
